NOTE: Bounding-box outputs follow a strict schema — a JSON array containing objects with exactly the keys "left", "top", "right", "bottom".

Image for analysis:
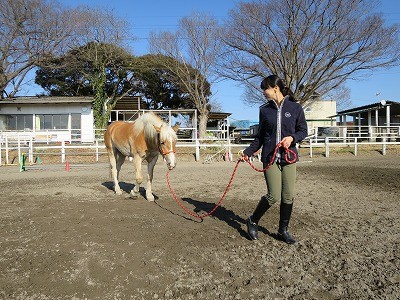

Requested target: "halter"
[
  {"left": 157, "top": 133, "right": 176, "bottom": 156},
  {"left": 158, "top": 144, "right": 176, "bottom": 156}
]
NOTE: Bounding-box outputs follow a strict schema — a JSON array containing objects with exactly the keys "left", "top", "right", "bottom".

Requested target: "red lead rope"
[{"left": 165, "top": 143, "right": 297, "bottom": 219}]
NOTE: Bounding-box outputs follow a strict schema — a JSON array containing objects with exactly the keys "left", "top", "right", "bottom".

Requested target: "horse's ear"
[
  {"left": 172, "top": 123, "right": 180, "bottom": 132},
  {"left": 153, "top": 125, "right": 162, "bottom": 133}
]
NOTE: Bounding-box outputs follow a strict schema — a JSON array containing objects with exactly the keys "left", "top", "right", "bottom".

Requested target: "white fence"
[
  {"left": 1, "top": 125, "right": 399, "bottom": 167},
  {"left": 0, "top": 136, "right": 105, "bottom": 166},
  {"left": 0, "top": 129, "right": 97, "bottom": 145},
  {"left": 307, "top": 137, "right": 400, "bottom": 157}
]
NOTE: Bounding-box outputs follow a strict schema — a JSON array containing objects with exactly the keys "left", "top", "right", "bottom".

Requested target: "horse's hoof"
[
  {"left": 115, "top": 190, "right": 123, "bottom": 195},
  {"left": 129, "top": 192, "right": 138, "bottom": 199},
  {"left": 146, "top": 194, "right": 155, "bottom": 201}
]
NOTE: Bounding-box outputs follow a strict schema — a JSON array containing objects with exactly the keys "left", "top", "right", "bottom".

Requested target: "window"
[
  {"left": 71, "top": 114, "right": 81, "bottom": 129},
  {"left": 60, "top": 115, "right": 68, "bottom": 129},
  {"left": 37, "top": 114, "right": 69, "bottom": 130},
  {"left": 2, "top": 115, "right": 33, "bottom": 130}
]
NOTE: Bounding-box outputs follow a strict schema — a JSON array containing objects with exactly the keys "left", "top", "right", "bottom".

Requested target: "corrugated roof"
[
  {"left": 208, "top": 112, "right": 231, "bottom": 120},
  {"left": 336, "top": 100, "right": 400, "bottom": 115},
  {"left": 0, "top": 96, "right": 93, "bottom": 104}
]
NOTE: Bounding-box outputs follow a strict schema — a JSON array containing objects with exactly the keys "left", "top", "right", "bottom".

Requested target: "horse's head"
[{"left": 154, "top": 123, "right": 179, "bottom": 170}]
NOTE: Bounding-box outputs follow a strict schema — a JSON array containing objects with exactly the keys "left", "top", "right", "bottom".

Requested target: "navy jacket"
[{"left": 243, "top": 98, "right": 308, "bottom": 165}]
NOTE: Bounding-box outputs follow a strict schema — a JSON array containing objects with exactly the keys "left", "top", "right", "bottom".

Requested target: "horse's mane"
[{"left": 134, "top": 112, "right": 176, "bottom": 148}]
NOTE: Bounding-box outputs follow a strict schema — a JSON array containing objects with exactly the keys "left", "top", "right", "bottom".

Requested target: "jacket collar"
[{"left": 268, "top": 95, "right": 288, "bottom": 109}]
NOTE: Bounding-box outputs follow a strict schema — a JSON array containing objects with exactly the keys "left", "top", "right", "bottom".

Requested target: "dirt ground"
[{"left": 0, "top": 151, "right": 399, "bottom": 299}]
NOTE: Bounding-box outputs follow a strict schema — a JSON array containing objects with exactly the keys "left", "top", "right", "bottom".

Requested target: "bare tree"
[
  {"left": 70, "top": 6, "right": 129, "bottom": 49},
  {"left": 0, "top": 0, "right": 130, "bottom": 99},
  {"left": 150, "top": 12, "right": 222, "bottom": 139},
  {"left": 219, "top": 0, "right": 400, "bottom": 106},
  {"left": 1, "top": 0, "right": 75, "bottom": 98}
]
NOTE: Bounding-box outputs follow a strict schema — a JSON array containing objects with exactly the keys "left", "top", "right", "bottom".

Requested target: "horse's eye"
[{"left": 161, "top": 142, "right": 165, "bottom": 145}]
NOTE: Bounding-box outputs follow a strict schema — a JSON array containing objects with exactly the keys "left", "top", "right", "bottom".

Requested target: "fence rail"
[
  {"left": 307, "top": 136, "right": 400, "bottom": 157},
  {"left": 1, "top": 126, "right": 400, "bottom": 167}
]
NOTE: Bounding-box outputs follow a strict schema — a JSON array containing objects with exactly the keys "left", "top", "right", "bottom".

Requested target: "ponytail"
[{"left": 281, "top": 86, "right": 296, "bottom": 102}]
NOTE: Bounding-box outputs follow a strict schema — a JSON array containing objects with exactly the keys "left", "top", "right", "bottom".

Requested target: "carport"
[
  {"left": 328, "top": 100, "right": 400, "bottom": 141},
  {"left": 334, "top": 100, "right": 400, "bottom": 127}
]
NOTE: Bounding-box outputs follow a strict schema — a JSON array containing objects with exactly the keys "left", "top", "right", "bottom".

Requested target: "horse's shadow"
[
  {"left": 174, "top": 197, "right": 273, "bottom": 241},
  {"left": 102, "top": 181, "right": 159, "bottom": 200}
]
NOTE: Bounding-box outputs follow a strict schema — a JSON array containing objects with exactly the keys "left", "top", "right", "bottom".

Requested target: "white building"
[
  {"left": 303, "top": 100, "right": 337, "bottom": 128},
  {"left": 0, "top": 96, "right": 94, "bottom": 142}
]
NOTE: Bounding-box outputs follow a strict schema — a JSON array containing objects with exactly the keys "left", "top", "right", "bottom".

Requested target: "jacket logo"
[{"left": 285, "top": 112, "right": 291, "bottom": 118}]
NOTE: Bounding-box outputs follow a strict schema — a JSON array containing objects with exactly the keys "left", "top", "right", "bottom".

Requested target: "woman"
[{"left": 241, "top": 75, "right": 308, "bottom": 244}]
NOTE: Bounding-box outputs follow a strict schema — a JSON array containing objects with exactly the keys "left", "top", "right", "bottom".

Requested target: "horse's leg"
[
  {"left": 114, "top": 149, "right": 125, "bottom": 195},
  {"left": 109, "top": 147, "right": 123, "bottom": 195},
  {"left": 145, "top": 154, "right": 159, "bottom": 201},
  {"left": 131, "top": 154, "right": 143, "bottom": 198}
]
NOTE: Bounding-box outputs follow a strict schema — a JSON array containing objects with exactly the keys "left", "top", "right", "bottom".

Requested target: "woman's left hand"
[{"left": 280, "top": 136, "right": 294, "bottom": 148}]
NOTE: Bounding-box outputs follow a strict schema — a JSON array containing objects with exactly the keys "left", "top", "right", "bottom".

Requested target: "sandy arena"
[{"left": 0, "top": 151, "right": 399, "bottom": 299}]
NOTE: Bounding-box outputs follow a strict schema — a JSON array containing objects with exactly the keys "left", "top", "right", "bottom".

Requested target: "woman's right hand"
[{"left": 239, "top": 153, "right": 249, "bottom": 162}]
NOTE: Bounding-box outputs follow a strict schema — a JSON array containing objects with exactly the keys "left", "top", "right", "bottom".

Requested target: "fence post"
[
  {"left": 28, "top": 137, "right": 33, "bottom": 163},
  {"left": 95, "top": 140, "right": 99, "bottom": 162},
  {"left": 309, "top": 138, "right": 313, "bottom": 158},
  {"left": 354, "top": 137, "right": 357, "bottom": 156},
  {"left": 325, "top": 137, "right": 329, "bottom": 157},
  {"left": 382, "top": 138, "right": 387, "bottom": 155},
  {"left": 17, "top": 134, "right": 22, "bottom": 165},
  {"left": 5, "top": 135, "right": 9, "bottom": 165},
  {"left": 61, "top": 141, "right": 66, "bottom": 163},
  {"left": 368, "top": 126, "right": 372, "bottom": 142},
  {"left": 195, "top": 138, "right": 200, "bottom": 161}
]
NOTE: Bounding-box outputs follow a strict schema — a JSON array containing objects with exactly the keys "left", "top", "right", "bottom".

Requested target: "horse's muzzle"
[{"left": 164, "top": 152, "right": 176, "bottom": 170}]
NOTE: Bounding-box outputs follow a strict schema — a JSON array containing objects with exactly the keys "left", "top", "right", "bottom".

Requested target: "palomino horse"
[{"left": 104, "top": 112, "right": 179, "bottom": 201}]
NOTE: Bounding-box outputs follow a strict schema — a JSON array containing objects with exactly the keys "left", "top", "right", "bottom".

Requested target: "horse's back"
[{"left": 104, "top": 121, "right": 135, "bottom": 153}]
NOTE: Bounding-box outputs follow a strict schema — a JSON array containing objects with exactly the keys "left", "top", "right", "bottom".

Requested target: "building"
[
  {"left": 0, "top": 96, "right": 94, "bottom": 142},
  {"left": 334, "top": 100, "right": 400, "bottom": 127},
  {"left": 303, "top": 100, "right": 337, "bottom": 128},
  {"left": 0, "top": 96, "right": 232, "bottom": 144}
]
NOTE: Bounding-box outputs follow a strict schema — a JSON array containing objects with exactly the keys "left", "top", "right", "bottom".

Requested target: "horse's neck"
[{"left": 143, "top": 122, "right": 160, "bottom": 150}]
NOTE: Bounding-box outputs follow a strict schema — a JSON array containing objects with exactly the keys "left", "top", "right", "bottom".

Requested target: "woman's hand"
[
  {"left": 280, "top": 136, "right": 294, "bottom": 148},
  {"left": 239, "top": 153, "right": 249, "bottom": 162}
]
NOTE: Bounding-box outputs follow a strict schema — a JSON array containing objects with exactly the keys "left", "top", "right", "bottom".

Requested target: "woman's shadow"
[
  {"left": 103, "top": 181, "right": 276, "bottom": 241},
  {"left": 170, "top": 197, "right": 273, "bottom": 241}
]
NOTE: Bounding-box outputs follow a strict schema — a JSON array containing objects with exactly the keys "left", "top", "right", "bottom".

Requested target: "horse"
[{"left": 104, "top": 112, "right": 179, "bottom": 201}]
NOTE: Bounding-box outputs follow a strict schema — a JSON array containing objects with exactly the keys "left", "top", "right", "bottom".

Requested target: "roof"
[
  {"left": 208, "top": 112, "right": 231, "bottom": 120},
  {"left": 0, "top": 96, "right": 234, "bottom": 118},
  {"left": 0, "top": 96, "right": 93, "bottom": 104},
  {"left": 113, "top": 96, "right": 147, "bottom": 110},
  {"left": 335, "top": 100, "right": 400, "bottom": 116}
]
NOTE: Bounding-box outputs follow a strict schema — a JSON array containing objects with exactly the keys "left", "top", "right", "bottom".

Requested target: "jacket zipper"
[{"left": 274, "top": 98, "right": 286, "bottom": 162}]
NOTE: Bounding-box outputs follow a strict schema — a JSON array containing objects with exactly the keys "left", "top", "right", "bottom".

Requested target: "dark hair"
[{"left": 260, "top": 75, "right": 295, "bottom": 102}]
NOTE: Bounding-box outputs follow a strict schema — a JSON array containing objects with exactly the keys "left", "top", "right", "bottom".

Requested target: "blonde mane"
[{"left": 133, "top": 112, "right": 177, "bottom": 148}]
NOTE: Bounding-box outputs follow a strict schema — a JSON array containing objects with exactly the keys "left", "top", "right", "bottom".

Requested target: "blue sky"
[{"left": 24, "top": 0, "right": 400, "bottom": 122}]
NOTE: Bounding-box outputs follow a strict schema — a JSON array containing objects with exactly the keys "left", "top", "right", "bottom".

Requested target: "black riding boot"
[
  {"left": 278, "top": 202, "right": 297, "bottom": 244},
  {"left": 246, "top": 196, "right": 271, "bottom": 240}
]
